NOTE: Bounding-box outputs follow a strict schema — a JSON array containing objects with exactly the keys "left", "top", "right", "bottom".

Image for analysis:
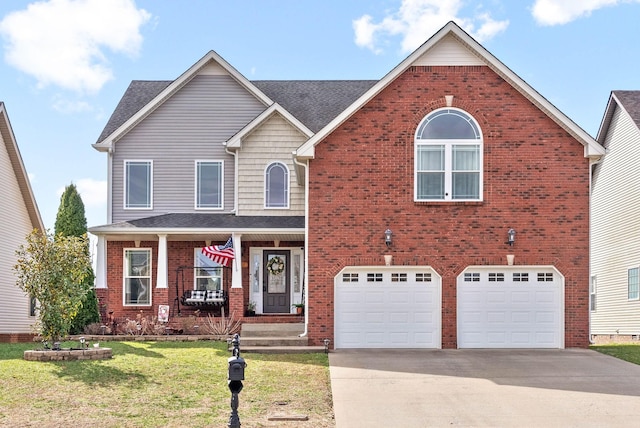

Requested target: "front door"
[{"left": 263, "top": 250, "right": 290, "bottom": 313}]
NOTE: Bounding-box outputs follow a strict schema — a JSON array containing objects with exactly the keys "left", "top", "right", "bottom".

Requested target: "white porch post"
[
  {"left": 95, "top": 235, "right": 107, "bottom": 289},
  {"left": 231, "top": 233, "right": 242, "bottom": 288},
  {"left": 156, "top": 234, "right": 168, "bottom": 288}
]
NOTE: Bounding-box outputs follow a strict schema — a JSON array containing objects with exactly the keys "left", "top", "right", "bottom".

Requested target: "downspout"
[
  {"left": 293, "top": 153, "right": 309, "bottom": 337},
  {"left": 588, "top": 154, "right": 606, "bottom": 345},
  {"left": 223, "top": 142, "right": 238, "bottom": 213}
]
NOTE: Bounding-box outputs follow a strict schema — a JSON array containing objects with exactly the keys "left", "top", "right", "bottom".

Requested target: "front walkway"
[{"left": 329, "top": 349, "right": 640, "bottom": 427}]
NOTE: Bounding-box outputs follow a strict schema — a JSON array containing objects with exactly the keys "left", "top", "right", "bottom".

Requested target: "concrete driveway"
[{"left": 329, "top": 349, "right": 640, "bottom": 427}]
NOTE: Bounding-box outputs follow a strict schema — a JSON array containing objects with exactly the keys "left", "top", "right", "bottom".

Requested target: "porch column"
[
  {"left": 95, "top": 235, "right": 107, "bottom": 289},
  {"left": 156, "top": 234, "right": 168, "bottom": 288},
  {"left": 231, "top": 233, "right": 242, "bottom": 288}
]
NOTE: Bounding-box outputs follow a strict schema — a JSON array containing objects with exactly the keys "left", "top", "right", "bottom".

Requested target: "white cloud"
[
  {"left": 52, "top": 95, "right": 93, "bottom": 114},
  {"left": 56, "top": 178, "right": 107, "bottom": 208},
  {"left": 0, "top": 0, "right": 151, "bottom": 94},
  {"left": 531, "top": 0, "right": 639, "bottom": 26},
  {"left": 353, "top": 0, "right": 509, "bottom": 54}
]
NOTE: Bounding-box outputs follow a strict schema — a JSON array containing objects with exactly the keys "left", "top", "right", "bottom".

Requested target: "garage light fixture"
[
  {"left": 384, "top": 228, "right": 393, "bottom": 247},
  {"left": 507, "top": 228, "right": 516, "bottom": 246}
]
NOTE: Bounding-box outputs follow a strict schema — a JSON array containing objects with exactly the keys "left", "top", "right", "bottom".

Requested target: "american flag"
[{"left": 202, "top": 237, "right": 235, "bottom": 267}]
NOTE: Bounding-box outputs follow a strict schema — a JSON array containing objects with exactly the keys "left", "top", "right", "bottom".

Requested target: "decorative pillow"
[
  {"left": 206, "top": 290, "right": 224, "bottom": 300},
  {"left": 191, "top": 290, "right": 206, "bottom": 301}
]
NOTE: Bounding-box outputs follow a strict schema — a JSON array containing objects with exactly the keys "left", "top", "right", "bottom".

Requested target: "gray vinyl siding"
[
  {"left": 591, "top": 105, "right": 640, "bottom": 334},
  {"left": 0, "top": 131, "right": 34, "bottom": 333},
  {"left": 111, "top": 74, "right": 266, "bottom": 222},
  {"left": 237, "top": 113, "right": 306, "bottom": 216}
]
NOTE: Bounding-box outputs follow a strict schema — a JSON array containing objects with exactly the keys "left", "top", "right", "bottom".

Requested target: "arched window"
[
  {"left": 414, "top": 108, "right": 483, "bottom": 201},
  {"left": 265, "top": 162, "right": 289, "bottom": 208}
]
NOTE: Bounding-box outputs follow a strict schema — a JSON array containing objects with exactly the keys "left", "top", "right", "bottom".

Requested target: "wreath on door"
[{"left": 267, "top": 256, "right": 285, "bottom": 276}]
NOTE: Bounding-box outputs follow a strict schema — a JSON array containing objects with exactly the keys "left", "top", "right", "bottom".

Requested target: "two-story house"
[
  {"left": 591, "top": 91, "right": 640, "bottom": 343},
  {"left": 91, "top": 22, "right": 604, "bottom": 349},
  {"left": 89, "top": 51, "right": 374, "bottom": 326},
  {"left": 0, "top": 102, "right": 44, "bottom": 342}
]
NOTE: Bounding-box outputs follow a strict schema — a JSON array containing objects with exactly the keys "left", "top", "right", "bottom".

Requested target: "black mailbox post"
[{"left": 227, "top": 334, "right": 246, "bottom": 428}]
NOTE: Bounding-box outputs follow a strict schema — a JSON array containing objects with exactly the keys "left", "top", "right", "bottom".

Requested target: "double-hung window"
[
  {"left": 629, "top": 268, "right": 639, "bottom": 300},
  {"left": 124, "top": 249, "right": 152, "bottom": 306},
  {"left": 196, "top": 160, "right": 223, "bottom": 209},
  {"left": 194, "top": 248, "right": 223, "bottom": 291},
  {"left": 125, "top": 160, "right": 152, "bottom": 209},
  {"left": 265, "top": 162, "right": 289, "bottom": 208},
  {"left": 415, "top": 108, "right": 483, "bottom": 201}
]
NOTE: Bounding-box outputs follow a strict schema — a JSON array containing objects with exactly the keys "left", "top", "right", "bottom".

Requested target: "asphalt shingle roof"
[
  {"left": 95, "top": 78, "right": 376, "bottom": 143},
  {"left": 91, "top": 213, "right": 305, "bottom": 230},
  {"left": 613, "top": 90, "right": 640, "bottom": 130}
]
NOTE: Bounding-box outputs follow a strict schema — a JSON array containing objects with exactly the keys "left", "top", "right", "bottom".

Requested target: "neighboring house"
[
  {"left": 591, "top": 91, "right": 640, "bottom": 343},
  {"left": 90, "top": 21, "right": 604, "bottom": 349},
  {"left": 0, "top": 102, "right": 44, "bottom": 342}
]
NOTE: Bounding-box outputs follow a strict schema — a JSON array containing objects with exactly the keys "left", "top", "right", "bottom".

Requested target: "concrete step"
[
  {"left": 241, "top": 345, "right": 326, "bottom": 354},
  {"left": 240, "top": 323, "right": 304, "bottom": 338}
]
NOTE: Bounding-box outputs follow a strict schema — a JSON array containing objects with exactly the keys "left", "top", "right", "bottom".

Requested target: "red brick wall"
[{"left": 306, "top": 66, "right": 591, "bottom": 348}]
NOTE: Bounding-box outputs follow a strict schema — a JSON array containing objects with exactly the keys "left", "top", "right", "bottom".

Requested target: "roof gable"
[
  {"left": 0, "top": 103, "right": 44, "bottom": 231},
  {"left": 93, "top": 50, "right": 274, "bottom": 152},
  {"left": 597, "top": 91, "right": 640, "bottom": 144},
  {"left": 296, "top": 21, "right": 605, "bottom": 160}
]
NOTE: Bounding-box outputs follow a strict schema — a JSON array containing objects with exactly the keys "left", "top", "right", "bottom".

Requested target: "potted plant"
[
  {"left": 292, "top": 302, "right": 304, "bottom": 315},
  {"left": 246, "top": 301, "right": 256, "bottom": 317}
]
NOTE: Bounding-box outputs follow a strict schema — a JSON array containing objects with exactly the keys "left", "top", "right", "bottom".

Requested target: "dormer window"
[
  {"left": 414, "top": 108, "right": 483, "bottom": 201},
  {"left": 265, "top": 162, "right": 289, "bottom": 208}
]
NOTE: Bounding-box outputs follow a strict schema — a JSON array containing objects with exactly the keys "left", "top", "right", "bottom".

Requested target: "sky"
[{"left": 0, "top": 0, "right": 639, "bottom": 232}]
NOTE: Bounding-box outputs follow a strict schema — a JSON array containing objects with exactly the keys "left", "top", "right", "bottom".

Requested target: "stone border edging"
[{"left": 24, "top": 348, "right": 112, "bottom": 361}]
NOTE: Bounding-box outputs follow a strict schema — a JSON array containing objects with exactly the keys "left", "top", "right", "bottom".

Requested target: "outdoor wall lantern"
[
  {"left": 384, "top": 228, "right": 393, "bottom": 248},
  {"left": 507, "top": 228, "right": 516, "bottom": 246}
]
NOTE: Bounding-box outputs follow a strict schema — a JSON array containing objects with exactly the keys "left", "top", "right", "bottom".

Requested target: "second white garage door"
[
  {"left": 334, "top": 266, "right": 441, "bottom": 349},
  {"left": 457, "top": 266, "right": 564, "bottom": 348}
]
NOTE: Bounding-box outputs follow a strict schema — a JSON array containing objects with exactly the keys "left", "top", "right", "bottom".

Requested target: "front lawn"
[
  {"left": 0, "top": 341, "right": 334, "bottom": 427},
  {"left": 591, "top": 343, "right": 640, "bottom": 365}
]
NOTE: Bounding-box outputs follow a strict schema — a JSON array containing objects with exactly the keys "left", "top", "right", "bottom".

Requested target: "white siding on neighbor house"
[
  {"left": 237, "top": 113, "right": 306, "bottom": 216},
  {"left": 111, "top": 74, "right": 267, "bottom": 223},
  {"left": 591, "top": 105, "right": 640, "bottom": 335},
  {"left": 0, "top": 131, "right": 34, "bottom": 334}
]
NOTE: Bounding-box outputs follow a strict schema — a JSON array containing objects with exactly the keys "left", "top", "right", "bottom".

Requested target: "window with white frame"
[
  {"left": 124, "top": 249, "right": 151, "bottom": 305},
  {"left": 590, "top": 275, "right": 597, "bottom": 311},
  {"left": 629, "top": 268, "right": 639, "bottom": 300},
  {"left": 194, "top": 249, "right": 223, "bottom": 290},
  {"left": 415, "top": 108, "right": 482, "bottom": 201},
  {"left": 196, "top": 160, "right": 223, "bottom": 209},
  {"left": 265, "top": 162, "right": 289, "bottom": 208},
  {"left": 125, "top": 160, "right": 152, "bottom": 209}
]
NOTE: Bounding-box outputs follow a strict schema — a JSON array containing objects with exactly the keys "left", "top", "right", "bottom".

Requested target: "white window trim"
[
  {"left": 264, "top": 161, "right": 290, "bottom": 209},
  {"left": 590, "top": 275, "right": 597, "bottom": 311},
  {"left": 194, "top": 160, "right": 224, "bottom": 210},
  {"left": 193, "top": 248, "right": 223, "bottom": 290},
  {"left": 414, "top": 108, "right": 483, "bottom": 202},
  {"left": 124, "top": 160, "right": 153, "bottom": 210},
  {"left": 123, "top": 248, "right": 153, "bottom": 307}
]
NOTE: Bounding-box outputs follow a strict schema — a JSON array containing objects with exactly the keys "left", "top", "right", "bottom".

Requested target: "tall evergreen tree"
[{"left": 54, "top": 184, "right": 100, "bottom": 334}]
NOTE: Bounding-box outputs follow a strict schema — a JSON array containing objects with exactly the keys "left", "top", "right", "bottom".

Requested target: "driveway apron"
[{"left": 329, "top": 349, "right": 640, "bottom": 427}]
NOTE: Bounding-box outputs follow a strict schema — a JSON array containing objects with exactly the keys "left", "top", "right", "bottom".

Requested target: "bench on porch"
[{"left": 180, "top": 289, "right": 227, "bottom": 307}]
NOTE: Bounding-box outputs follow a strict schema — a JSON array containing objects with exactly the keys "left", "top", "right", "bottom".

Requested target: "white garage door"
[
  {"left": 335, "top": 267, "right": 441, "bottom": 349},
  {"left": 457, "top": 266, "right": 564, "bottom": 348}
]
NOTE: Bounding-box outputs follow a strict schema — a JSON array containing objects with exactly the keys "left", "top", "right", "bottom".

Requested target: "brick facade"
[{"left": 305, "top": 66, "right": 591, "bottom": 348}]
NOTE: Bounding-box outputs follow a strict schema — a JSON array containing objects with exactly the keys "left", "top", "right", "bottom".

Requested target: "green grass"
[
  {"left": 591, "top": 343, "right": 640, "bottom": 365},
  {"left": 0, "top": 341, "right": 334, "bottom": 427}
]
